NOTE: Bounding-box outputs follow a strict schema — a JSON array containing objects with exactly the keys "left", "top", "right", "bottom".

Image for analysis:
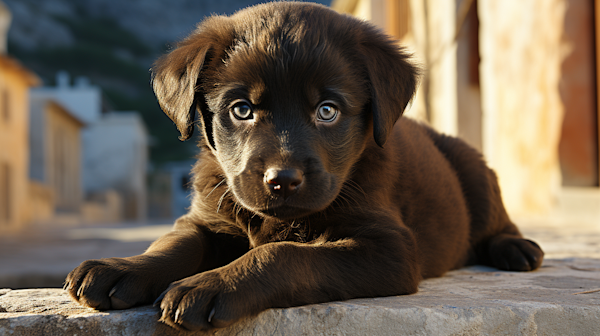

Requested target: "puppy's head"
[{"left": 152, "top": 2, "right": 418, "bottom": 219}]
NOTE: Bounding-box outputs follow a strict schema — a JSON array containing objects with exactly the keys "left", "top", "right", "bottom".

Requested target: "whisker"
[
  {"left": 336, "top": 179, "right": 366, "bottom": 210},
  {"left": 344, "top": 179, "right": 367, "bottom": 198},
  {"left": 332, "top": 194, "right": 348, "bottom": 209},
  {"left": 341, "top": 189, "right": 361, "bottom": 208},
  {"left": 206, "top": 179, "right": 227, "bottom": 199},
  {"left": 334, "top": 188, "right": 355, "bottom": 209},
  {"left": 216, "top": 187, "right": 230, "bottom": 213}
]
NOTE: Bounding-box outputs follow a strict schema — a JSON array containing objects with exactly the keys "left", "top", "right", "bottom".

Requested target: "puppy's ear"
[
  {"left": 360, "top": 26, "right": 419, "bottom": 147},
  {"left": 152, "top": 19, "right": 231, "bottom": 149},
  {"left": 152, "top": 41, "right": 209, "bottom": 142}
]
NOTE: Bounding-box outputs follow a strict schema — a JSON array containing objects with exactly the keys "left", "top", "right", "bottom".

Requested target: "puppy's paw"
[
  {"left": 156, "top": 270, "right": 251, "bottom": 332},
  {"left": 489, "top": 236, "right": 544, "bottom": 271},
  {"left": 65, "top": 258, "right": 161, "bottom": 310}
]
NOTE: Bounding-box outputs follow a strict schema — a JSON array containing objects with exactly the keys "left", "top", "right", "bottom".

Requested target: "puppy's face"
[
  {"left": 152, "top": 3, "right": 418, "bottom": 220},
  {"left": 207, "top": 34, "right": 370, "bottom": 218}
]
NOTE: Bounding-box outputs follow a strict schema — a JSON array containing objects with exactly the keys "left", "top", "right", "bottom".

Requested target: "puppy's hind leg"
[
  {"left": 471, "top": 175, "right": 544, "bottom": 272},
  {"left": 486, "top": 228, "right": 544, "bottom": 271},
  {"left": 477, "top": 172, "right": 544, "bottom": 272},
  {"left": 421, "top": 127, "right": 544, "bottom": 272}
]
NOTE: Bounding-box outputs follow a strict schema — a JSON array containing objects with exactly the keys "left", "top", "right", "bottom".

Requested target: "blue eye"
[
  {"left": 316, "top": 101, "right": 339, "bottom": 122},
  {"left": 231, "top": 100, "right": 253, "bottom": 120}
]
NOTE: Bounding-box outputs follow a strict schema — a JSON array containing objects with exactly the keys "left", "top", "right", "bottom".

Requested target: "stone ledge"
[{"left": 1, "top": 259, "right": 599, "bottom": 336}]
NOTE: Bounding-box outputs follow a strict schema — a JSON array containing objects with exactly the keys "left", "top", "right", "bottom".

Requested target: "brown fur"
[{"left": 65, "top": 2, "right": 543, "bottom": 332}]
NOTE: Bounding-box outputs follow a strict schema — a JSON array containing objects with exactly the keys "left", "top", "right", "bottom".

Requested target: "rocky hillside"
[{"left": 4, "top": 0, "right": 330, "bottom": 162}]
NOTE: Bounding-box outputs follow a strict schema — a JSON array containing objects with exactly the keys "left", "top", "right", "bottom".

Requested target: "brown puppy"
[{"left": 65, "top": 2, "right": 544, "bottom": 332}]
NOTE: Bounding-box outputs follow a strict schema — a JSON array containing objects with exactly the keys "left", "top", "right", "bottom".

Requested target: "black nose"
[{"left": 264, "top": 168, "right": 304, "bottom": 199}]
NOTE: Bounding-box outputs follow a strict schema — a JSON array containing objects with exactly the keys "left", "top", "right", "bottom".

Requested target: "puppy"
[{"left": 66, "top": 2, "right": 544, "bottom": 332}]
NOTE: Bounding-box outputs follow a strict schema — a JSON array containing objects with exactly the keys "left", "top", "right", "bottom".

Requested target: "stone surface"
[
  {"left": 0, "top": 222, "right": 172, "bottom": 288},
  {"left": 1, "top": 211, "right": 598, "bottom": 334},
  {"left": 1, "top": 258, "right": 599, "bottom": 336}
]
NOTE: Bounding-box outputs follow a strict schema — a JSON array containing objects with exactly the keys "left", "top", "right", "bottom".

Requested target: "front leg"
[
  {"left": 65, "top": 217, "right": 248, "bottom": 310},
  {"left": 157, "top": 221, "right": 420, "bottom": 331}
]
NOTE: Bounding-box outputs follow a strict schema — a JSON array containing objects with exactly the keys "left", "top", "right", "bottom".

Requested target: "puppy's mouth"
[
  {"left": 258, "top": 203, "right": 318, "bottom": 220},
  {"left": 254, "top": 193, "right": 333, "bottom": 219}
]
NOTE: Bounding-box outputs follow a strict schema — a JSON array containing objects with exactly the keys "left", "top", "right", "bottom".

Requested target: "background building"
[
  {"left": 32, "top": 72, "right": 148, "bottom": 222},
  {"left": 162, "top": 160, "right": 194, "bottom": 219},
  {"left": 82, "top": 111, "right": 148, "bottom": 221},
  {"left": 0, "top": 1, "right": 40, "bottom": 230},
  {"left": 28, "top": 96, "right": 84, "bottom": 223}
]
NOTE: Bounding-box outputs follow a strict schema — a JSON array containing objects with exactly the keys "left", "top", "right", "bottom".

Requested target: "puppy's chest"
[{"left": 247, "top": 217, "right": 315, "bottom": 247}]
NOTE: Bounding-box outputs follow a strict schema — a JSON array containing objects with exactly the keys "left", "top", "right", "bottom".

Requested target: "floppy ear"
[
  {"left": 151, "top": 18, "right": 231, "bottom": 149},
  {"left": 359, "top": 26, "right": 419, "bottom": 147},
  {"left": 152, "top": 40, "right": 209, "bottom": 143}
]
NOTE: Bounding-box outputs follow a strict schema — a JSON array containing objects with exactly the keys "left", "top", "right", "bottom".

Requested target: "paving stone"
[{"left": 1, "top": 258, "right": 599, "bottom": 336}]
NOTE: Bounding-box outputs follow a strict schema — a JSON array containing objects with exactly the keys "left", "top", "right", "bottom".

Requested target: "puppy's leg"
[
  {"left": 422, "top": 127, "right": 544, "bottom": 271},
  {"left": 65, "top": 217, "right": 248, "bottom": 310},
  {"left": 470, "top": 173, "right": 544, "bottom": 271},
  {"left": 156, "top": 217, "right": 420, "bottom": 331},
  {"left": 485, "top": 224, "right": 544, "bottom": 271},
  {"left": 478, "top": 170, "right": 544, "bottom": 272}
]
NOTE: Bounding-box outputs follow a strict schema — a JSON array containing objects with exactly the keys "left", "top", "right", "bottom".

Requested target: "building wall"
[
  {"left": 456, "top": 1, "right": 483, "bottom": 152},
  {"left": 0, "top": 56, "right": 38, "bottom": 229},
  {"left": 83, "top": 112, "right": 148, "bottom": 221},
  {"left": 45, "top": 101, "right": 83, "bottom": 212},
  {"left": 28, "top": 96, "right": 46, "bottom": 183},
  {"left": 29, "top": 93, "right": 85, "bottom": 222},
  {"left": 478, "top": 0, "right": 566, "bottom": 215},
  {"left": 26, "top": 180, "right": 54, "bottom": 224},
  {"left": 558, "top": 0, "right": 598, "bottom": 187}
]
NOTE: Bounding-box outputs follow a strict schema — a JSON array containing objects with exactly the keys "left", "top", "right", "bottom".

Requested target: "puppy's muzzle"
[{"left": 264, "top": 168, "right": 304, "bottom": 200}]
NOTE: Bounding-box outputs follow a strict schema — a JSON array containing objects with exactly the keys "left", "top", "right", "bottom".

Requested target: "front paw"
[
  {"left": 65, "top": 257, "right": 163, "bottom": 310},
  {"left": 156, "top": 270, "right": 253, "bottom": 332}
]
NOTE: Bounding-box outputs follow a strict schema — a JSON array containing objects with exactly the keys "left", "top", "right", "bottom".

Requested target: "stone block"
[{"left": 1, "top": 258, "right": 599, "bottom": 335}]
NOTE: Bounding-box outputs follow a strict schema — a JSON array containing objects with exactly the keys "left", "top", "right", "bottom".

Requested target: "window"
[
  {"left": 0, "top": 162, "right": 10, "bottom": 225},
  {"left": 1, "top": 88, "right": 9, "bottom": 123}
]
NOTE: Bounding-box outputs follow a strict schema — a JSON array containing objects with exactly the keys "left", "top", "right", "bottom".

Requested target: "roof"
[
  {"left": 46, "top": 99, "right": 86, "bottom": 128},
  {"left": 0, "top": 54, "right": 41, "bottom": 86}
]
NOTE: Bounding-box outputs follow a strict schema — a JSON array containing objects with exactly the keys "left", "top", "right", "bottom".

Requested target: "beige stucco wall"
[
  {"left": 420, "top": 0, "right": 458, "bottom": 136},
  {"left": 0, "top": 57, "right": 39, "bottom": 230},
  {"left": 45, "top": 101, "right": 83, "bottom": 212},
  {"left": 26, "top": 180, "right": 55, "bottom": 224},
  {"left": 478, "top": 0, "right": 567, "bottom": 216}
]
